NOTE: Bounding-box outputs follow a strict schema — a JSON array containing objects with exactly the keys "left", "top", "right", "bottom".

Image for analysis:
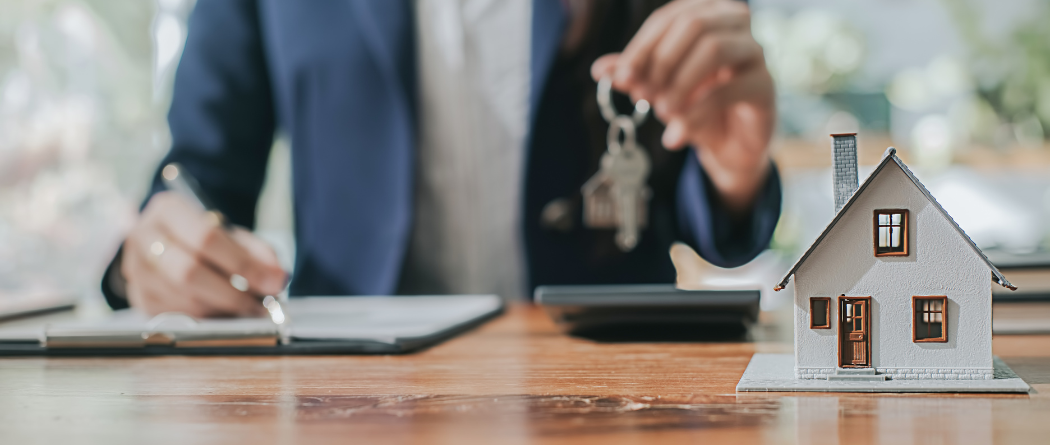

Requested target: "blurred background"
[{"left": 0, "top": 0, "right": 1048, "bottom": 311}]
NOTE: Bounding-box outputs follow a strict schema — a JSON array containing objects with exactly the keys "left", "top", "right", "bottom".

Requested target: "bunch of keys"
[{"left": 581, "top": 76, "right": 652, "bottom": 251}]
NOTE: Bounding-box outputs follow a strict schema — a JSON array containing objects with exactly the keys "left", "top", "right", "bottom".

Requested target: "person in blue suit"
[{"left": 103, "top": 0, "right": 781, "bottom": 318}]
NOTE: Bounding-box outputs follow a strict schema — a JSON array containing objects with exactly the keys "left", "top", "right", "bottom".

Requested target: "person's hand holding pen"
[{"left": 120, "top": 167, "right": 287, "bottom": 318}]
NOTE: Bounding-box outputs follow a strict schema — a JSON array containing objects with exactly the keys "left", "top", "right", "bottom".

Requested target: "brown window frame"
[
  {"left": 810, "top": 297, "right": 831, "bottom": 329},
  {"left": 912, "top": 296, "right": 948, "bottom": 343},
  {"left": 873, "top": 209, "right": 909, "bottom": 257}
]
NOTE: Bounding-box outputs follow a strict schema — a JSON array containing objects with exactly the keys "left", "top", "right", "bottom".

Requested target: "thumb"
[
  {"left": 661, "top": 118, "right": 688, "bottom": 151},
  {"left": 590, "top": 53, "right": 620, "bottom": 82}
]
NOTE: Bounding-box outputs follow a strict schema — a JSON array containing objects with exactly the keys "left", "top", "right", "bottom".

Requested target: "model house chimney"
[{"left": 831, "top": 133, "right": 859, "bottom": 212}]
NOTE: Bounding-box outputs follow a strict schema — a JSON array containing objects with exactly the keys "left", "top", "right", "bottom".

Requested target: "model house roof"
[{"left": 774, "top": 147, "right": 1016, "bottom": 292}]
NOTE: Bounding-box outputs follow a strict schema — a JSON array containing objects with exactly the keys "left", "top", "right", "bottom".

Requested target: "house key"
[
  {"left": 581, "top": 76, "right": 652, "bottom": 251},
  {"left": 603, "top": 116, "right": 651, "bottom": 250}
]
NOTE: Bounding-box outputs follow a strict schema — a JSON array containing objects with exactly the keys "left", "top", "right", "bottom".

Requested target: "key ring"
[
  {"left": 597, "top": 76, "right": 650, "bottom": 126},
  {"left": 606, "top": 115, "right": 637, "bottom": 156}
]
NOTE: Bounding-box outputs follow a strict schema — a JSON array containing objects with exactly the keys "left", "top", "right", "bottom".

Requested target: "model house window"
[
  {"left": 874, "top": 209, "right": 908, "bottom": 256},
  {"left": 913, "top": 296, "right": 947, "bottom": 342},
  {"left": 810, "top": 297, "right": 831, "bottom": 329}
]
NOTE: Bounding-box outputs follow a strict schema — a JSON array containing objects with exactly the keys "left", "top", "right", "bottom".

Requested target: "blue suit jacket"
[{"left": 104, "top": 0, "right": 780, "bottom": 307}]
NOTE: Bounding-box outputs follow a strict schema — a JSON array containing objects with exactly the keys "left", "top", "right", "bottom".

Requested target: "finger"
[
  {"left": 124, "top": 249, "right": 200, "bottom": 317},
  {"left": 139, "top": 224, "right": 267, "bottom": 317},
  {"left": 143, "top": 193, "right": 286, "bottom": 295},
  {"left": 592, "top": 54, "right": 649, "bottom": 104},
  {"left": 125, "top": 272, "right": 152, "bottom": 314},
  {"left": 123, "top": 245, "right": 155, "bottom": 314},
  {"left": 657, "top": 32, "right": 764, "bottom": 116},
  {"left": 124, "top": 216, "right": 268, "bottom": 318},
  {"left": 125, "top": 280, "right": 158, "bottom": 316},
  {"left": 137, "top": 270, "right": 204, "bottom": 317},
  {"left": 647, "top": 5, "right": 751, "bottom": 90},
  {"left": 229, "top": 228, "right": 285, "bottom": 280},
  {"left": 664, "top": 69, "right": 774, "bottom": 151},
  {"left": 124, "top": 231, "right": 195, "bottom": 316},
  {"left": 590, "top": 53, "right": 620, "bottom": 82},
  {"left": 612, "top": 1, "right": 692, "bottom": 89},
  {"left": 661, "top": 119, "right": 689, "bottom": 151}
]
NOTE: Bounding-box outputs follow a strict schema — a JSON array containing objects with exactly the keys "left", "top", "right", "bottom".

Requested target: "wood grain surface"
[{"left": 1, "top": 304, "right": 1048, "bottom": 444}]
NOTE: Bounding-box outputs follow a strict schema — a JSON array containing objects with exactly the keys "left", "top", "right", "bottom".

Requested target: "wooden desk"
[{"left": 1, "top": 305, "right": 1048, "bottom": 444}]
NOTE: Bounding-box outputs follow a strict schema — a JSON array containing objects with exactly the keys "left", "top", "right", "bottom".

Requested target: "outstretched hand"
[{"left": 591, "top": 0, "right": 775, "bottom": 215}]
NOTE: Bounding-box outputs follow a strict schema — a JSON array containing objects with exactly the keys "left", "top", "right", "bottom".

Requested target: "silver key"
[
  {"left": 603, "top": 118, "right": 650, "bottom": 250},
  {"left": 606, "top": 149, "right": 650, "bottom": 250},
  {"left": 580, "top": 77, "right": 652, "bottom": 251},
  {"left": 581, "top": 171, "right": 619, "bottom": 228},
  {"left": 582, "top": 151, "right": 649, "bottom": 231}
]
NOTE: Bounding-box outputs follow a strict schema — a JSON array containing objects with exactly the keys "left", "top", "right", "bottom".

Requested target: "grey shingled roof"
[{"left": 774, "top": 147, "right": 1016, "bottom": 292}]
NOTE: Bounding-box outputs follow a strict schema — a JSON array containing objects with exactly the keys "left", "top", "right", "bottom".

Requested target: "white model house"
[{"left": 774, "top": 134, "right": 1016, "bottom": 381}]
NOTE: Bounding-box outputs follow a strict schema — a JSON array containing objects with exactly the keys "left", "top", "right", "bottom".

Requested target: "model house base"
[
  {"left": 795, "top": 366, "right": 992, "bottom": 380},
  {"left": 736, "top": 354, "right": 1030, "bottom": 393}
]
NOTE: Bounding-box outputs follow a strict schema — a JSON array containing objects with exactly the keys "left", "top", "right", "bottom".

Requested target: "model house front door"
[{"left": 840, "top": 297, "right": 871, "bottom": 367}]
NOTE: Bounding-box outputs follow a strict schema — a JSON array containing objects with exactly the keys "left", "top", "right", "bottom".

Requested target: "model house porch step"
[{"left": 826, "top": 368, "right": 888, "bottom": 381}]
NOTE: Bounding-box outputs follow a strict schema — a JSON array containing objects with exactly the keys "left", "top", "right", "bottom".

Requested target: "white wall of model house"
[{"left": 792, "top": 162, "right": 993, "bottom": 380}]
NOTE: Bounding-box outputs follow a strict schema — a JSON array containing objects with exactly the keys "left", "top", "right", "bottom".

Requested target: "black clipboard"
[{"left": 0, "top": 295, "right": 504, "bottom": 356}]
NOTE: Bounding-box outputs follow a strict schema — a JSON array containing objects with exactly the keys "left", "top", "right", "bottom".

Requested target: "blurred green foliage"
[{"left": 945, "top": 0, "right": 1050, "bottom": 142}]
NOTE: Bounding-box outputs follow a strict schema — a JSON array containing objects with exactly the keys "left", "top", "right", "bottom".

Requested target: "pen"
[{"left": 160, "top": 163, "right": 289, "bottom": 329}]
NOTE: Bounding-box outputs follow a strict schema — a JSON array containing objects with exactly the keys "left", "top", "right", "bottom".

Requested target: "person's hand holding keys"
[
  {"left": 121, "top": 188, "right": 287, "bottom": 318},
  {"left": 591, "top": 0, "right": 775, "bottom": 215}
]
